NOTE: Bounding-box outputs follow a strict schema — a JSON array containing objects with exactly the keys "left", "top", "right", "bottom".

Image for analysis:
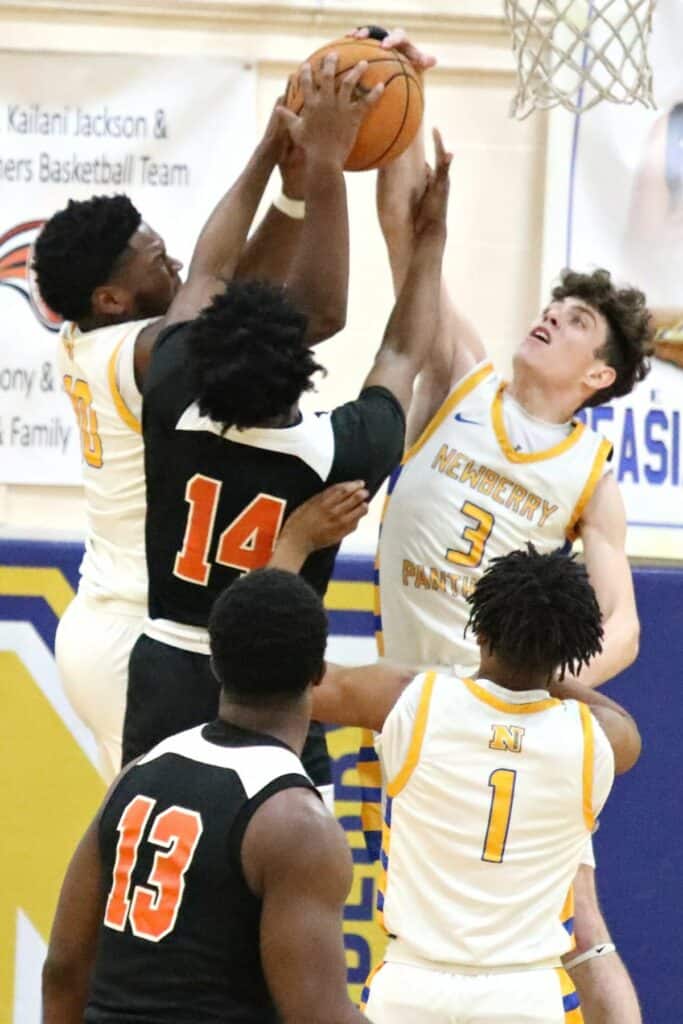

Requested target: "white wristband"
[{"left": 273, "top": 192, "right": 305, "bottom": 220}]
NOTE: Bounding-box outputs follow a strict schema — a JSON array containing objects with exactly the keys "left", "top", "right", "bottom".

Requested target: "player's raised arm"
[
  {"left": 371, "top": 29, "right": 486, "bottom": 444},
  {"left": 571, "top": 473, "right": 641, "bottom": 689},
  {"left": 242, "top": 788, "right": 371, "bottom": 1024},
  {"left": 362, "top": 128, "right": 452, "bottom": 414},
  {"left": 133, "top": 103, "right": 288, "bottom": 376},
  {"left": 268, "top": 481, "right": 369, "bottom": 573},
  {"left": 278, "top": 54, "right": 384, "bottom": 344}
]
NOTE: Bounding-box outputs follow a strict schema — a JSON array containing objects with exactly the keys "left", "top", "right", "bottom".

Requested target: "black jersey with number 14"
[{"left": 143, "top": 324, "right": 406, "bottom": 626}]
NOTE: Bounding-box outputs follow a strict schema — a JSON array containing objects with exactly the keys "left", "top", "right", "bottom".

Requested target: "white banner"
[
  {"left": 543, "top": 0, "right": 683, "bottom": 554},
  {"left": 0, "top": 52, "right": 256, "bottom": 484}
]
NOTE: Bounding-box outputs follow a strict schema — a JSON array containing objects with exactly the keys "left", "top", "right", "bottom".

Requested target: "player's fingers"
[
  {"left": 318, "top": 480, "right": 365, "bottom": 508},
  {"left": 330, "top": 488, "right": 370, "bottom": 516},
  {"left": 347, "top": 26, "right": 370, "bottom": 39},
  {"left": 382, "top": 28, "right": 408, "bottom": 50},
  {"left": 361, "top": 81, "right": 385, "bottom": 110},
  {"left": 275, "top": 106, "right": 300, "bottom": 133},
  {"left": 319, "top": 52, "right": 338, "bottom": 99},
  {"left": 298, "top": 62, "right": 314, "bottom": 104},
  {"left": 340, "top": 59, "right": 368, "bottom": 101},
  {"left": 339, "top": 502, "right": 370, "bottom": 529}
]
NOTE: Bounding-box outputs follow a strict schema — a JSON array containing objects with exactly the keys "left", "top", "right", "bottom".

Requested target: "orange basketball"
[{"left": 284, "top": 37, "right": 424, "bottom": 172}]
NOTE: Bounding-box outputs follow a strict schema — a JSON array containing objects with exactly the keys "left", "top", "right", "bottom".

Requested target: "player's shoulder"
[{"left": 448, "top": 357, "right": 498, "bottom": 395}]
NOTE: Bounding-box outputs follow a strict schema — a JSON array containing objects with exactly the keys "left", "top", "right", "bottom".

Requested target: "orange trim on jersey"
[
  {"left": 579, "top": 702, "right": 596, "bottom": 832},
  {"left": 107, "top": 337, "right": 142, "bottom": 434},
  {"left": 491, "top": 382, "right": 586, "bottom": 463},
  {"left": 402, "top": 362, "right": 494, "bottom": 464},
  {"left": 462, "top": 676, "right": 560, "bottom": 714},
  {"left": 565, "top": 438, "right": 613, "bottom": 541},
  {"left": 386, "top": 672, "right": 437, "bottom": 797}
]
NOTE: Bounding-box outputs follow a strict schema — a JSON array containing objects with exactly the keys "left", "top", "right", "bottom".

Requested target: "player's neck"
[
  {"left": 258, "top": 405, "right": 302, "bottom": 429},
  {"left": 218, "top": 694, "right": 310, "bottom": 756},
  {"left": 476, "top": 658, "right": 550, "bottom": 693},
  {"left": 507, "top": 374, "right": 580, "bottom": 424}
]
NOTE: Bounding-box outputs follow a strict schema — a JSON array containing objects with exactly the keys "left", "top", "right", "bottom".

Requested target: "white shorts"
[
  {"left": 362, "top": 961, "right": 582, "bottom": 1023},
  {"left": 55, "top": 590, "right": 144, "bottom": 782}
]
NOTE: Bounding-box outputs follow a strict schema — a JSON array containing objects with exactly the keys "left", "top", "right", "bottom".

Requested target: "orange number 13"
[{"left": 104, "top": 795, "right": 203, "bottom": 942}]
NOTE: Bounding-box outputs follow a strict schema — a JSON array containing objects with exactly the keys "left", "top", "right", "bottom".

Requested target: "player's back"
[
  {"left": 86, "top": 720, "right": 317, "bottom": 1023},
  {"left": 377, "top": 671, "right": 614, "bottom": 970},
  {"left": 58, "top": 319, "right": 156, "bottom": 605},
  {"left": 143, "top": 323, "right": 405, "bottom": 634}
]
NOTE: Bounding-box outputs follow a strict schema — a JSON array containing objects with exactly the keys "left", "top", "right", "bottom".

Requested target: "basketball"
[{"left": 284, "top": 37, "right": 424, "bottom": 172}]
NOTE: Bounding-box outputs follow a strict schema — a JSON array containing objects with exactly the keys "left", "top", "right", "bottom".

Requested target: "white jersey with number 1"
[
  {"left": 375, "top": 361, "right": 613, "bottom": 671},
  {"left": 375, "top": 671, "right": 615, "bottom": 969}
]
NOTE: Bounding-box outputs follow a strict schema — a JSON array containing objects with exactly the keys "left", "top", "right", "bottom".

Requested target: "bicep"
[
  {"left": 579, "top": 473, "right": 637, "bottom": 623},
  {"left": 253, "top": 797, "right": 356, "bottom": 1024},
  {"left": 45, "top": 817, "right": 104, "bottom": 976},
  {"left": 331, "top": 391, "right": 406, "bottom": 496}
]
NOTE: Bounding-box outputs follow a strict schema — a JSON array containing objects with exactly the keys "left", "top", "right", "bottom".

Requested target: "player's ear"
[
  {"left": 584, "top": 361, "right": 616, "bottom": 394},
  {"left": 92, "top": 283, "right": 132, "bottom": 318}
]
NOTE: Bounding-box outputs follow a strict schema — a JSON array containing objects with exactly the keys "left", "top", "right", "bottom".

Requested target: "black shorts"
[{"left": 123, "top": 634, "right": 331, "bottom": 785}]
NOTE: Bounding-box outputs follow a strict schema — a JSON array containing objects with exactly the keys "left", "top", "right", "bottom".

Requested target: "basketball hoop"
[{"left": 503, "top": 0, "right": 658, "bottom": 119}]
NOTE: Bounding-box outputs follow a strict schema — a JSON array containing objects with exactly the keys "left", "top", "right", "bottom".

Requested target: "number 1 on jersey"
[
  {"left": 482, "top": 768, "right": 516, "bottom": 863},
  {"left": 174, "top": 473, "right": 286, "bottom": 586}
]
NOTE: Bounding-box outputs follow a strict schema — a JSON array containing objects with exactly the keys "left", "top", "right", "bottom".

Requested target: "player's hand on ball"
[
  {"left": 349, "top": 25, "right": 437, "bottom": 71},
  {"left": 413, "top": 128, "right": 452, "bottom": 236},
  {"left": 281, "top": 481, "right": 369, "bottom": 557},
  {"left": 277, "top": 54, "right": 385, "bottom": 167}
]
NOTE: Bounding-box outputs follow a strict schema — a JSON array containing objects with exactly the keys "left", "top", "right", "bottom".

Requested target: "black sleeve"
[
  {"left": 328, "top": 386, "right": 406, "bottom": 497},
  {"left": 144, "top": 322, "right": 193, "bottom": 427}
]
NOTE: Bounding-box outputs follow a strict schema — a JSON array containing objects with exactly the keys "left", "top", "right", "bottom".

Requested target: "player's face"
[
  {"left": 116, "top": 223, "right": 183, "bottom": 318},
  {"left": 515, "top": 298, "right": 611, "bottom": 393}
]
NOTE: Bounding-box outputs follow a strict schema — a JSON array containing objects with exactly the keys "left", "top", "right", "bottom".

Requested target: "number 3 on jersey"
[
  {"left": 174, "top": 474, "right": 286, "bottom": 586},
  {"left": 104, "top": 796, "right": 203, "bottom": 942}
]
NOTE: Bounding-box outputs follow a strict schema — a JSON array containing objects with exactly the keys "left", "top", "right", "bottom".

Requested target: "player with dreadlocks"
[{"left": 309, "top": 544, "right": 641, "bottom": 1024}]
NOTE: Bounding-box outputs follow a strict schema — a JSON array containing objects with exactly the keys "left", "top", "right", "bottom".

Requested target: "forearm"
[
  {"left": 550, "top": 676, "right": 635, "bottom": 718},
  {"left": 286, "top": 155, "right": 349, "bottom": 343},
  {"left": 381, "top": 224, "right": 446, "bottom": 365},
  {"left": 42, "top": 966, "right": 91, "bottom": 1024},
  {"left": 377, "top": 131, "right": 427, "bottom": 295},
  {"left": 188, "top": 142, "right": 278, "bottom": 281},
  {"left": 571, "top": 614, "right": 640, "bottom": 689},
  {"left": 267, "top": 532, "right": 311, "bottom": 574},
  {"left": 235, "top": 205, "right": 304, "bottom": 283}
]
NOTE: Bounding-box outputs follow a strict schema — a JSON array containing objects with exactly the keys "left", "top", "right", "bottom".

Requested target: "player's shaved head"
[{"left": 209, "top": 568, "right": 328, "bottom": 703}]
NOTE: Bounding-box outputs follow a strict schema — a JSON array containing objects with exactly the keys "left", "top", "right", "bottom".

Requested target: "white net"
[{"left": 504, "top": 0, "right": 658, "bottom": 119}]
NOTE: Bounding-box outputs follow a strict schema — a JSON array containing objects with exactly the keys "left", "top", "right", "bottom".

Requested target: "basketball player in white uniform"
[
  {"left": 348, "top": 25, "right": 653, "bottom": 1024},
  {"left": 311, "top": 546, "right": 642, "bottom": 1023},
  {"left": 34, "top": 57, "right": 382, "bottom": 779}
]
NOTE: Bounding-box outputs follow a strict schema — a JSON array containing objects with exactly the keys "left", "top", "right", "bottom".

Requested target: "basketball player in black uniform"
[
  {"left": 43, "top": 569, "right": 372, "bottom": 1024},
  {"left": 122, "top": 129, "right": 453, "bottom": 785}
]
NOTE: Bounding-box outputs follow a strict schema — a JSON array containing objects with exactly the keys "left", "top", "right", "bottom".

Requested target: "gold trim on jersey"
[
  {"left": 107, "top": 337, "right": 142, "bottom": 434},
  {"left": 561, "top": 884, "right": 577, "bottom": 952},
  {"left": 579, "top": 702, "right": 596, "bottom": 832},
  {"left": 555, "top": 966, "right": 584, "bottom": 1022},
  {"left": 462, "top": 677, "right": 560, "bottom": 714},
  {"left": 402, "top": 362, "right": 495, "bottom": 464},
  {"left": 387, "top": 672, "right": 437, "bottom": 797},
  {"left": 491, "top": 383, "right": 586, "bottom": 463},
  {"left": 565, "top": 438, "right": 613, "bottom": 541}
]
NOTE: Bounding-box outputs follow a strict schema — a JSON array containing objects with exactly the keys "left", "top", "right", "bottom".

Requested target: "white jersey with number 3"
[
  {"left": 376, "top": 672, "right": 614, "bottom": 970},
  {"left": 58, "top": 319, "right": 156, "bottom": 605},
  {"left": 376, "top": 361, "right": 613, "bottom": 670}
]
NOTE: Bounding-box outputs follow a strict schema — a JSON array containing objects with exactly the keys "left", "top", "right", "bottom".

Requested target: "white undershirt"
[{"left": 503, "top": 390, "right": 572, "bottom": 454}]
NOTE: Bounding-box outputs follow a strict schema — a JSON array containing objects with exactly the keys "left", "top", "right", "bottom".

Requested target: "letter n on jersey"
[{"left": 489, "top": 725, "right": 525, "bottom": 753}]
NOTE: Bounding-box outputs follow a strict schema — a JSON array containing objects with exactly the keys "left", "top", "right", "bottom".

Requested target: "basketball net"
[{"left": 503, "top": 0, "right": 658, "bottom": 119}]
